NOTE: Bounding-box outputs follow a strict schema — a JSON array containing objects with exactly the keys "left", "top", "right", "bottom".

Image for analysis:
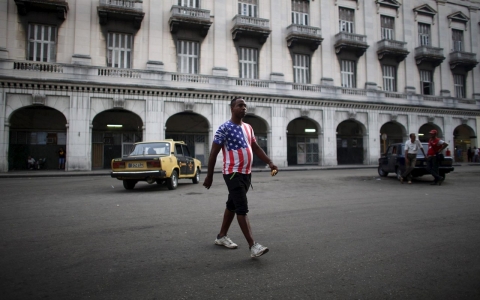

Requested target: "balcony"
[
  {"left": 169, "top": 6, "right": 212, "bottom": 37},
  {"left": 334, "top": 32, "right": 369, "bottom": 57},
  {"left": 449, "top": 51, "right": 478, "bottom": 72},
  {"left": 231, "top": 15, "right": 271, "bottom": 45},
  {"left": 286, "top": 24, "right": 323, "bottom": 51},
  {"left": 14, "top": 0, "right": 69, "bottom": 20},
  {"left": 97, "top": 0, "right": 144, "bottom": 29},
  {"left": 377, "top": 39, "right": 409, "bottom": 62},
  {"left": 414, "top": 46, "right": 445, "bottom": 67}
]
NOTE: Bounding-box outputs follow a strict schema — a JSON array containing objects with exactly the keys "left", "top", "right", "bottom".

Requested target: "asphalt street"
[{"left": 0, "top": 167, "right": 479, "bottom": 299}]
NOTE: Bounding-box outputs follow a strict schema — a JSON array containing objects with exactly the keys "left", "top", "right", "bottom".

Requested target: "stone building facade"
[{"left": 0, "top": 0, "right": 479, "bottom": 172}]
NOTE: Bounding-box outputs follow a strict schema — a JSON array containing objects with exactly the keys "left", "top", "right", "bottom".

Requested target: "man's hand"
[
  {"left": 203, "top": 175, "right": 213, "bottom": 189},
  {"left": 405, "top": 158, "right": 409, "bottom": 164},
  {"left": 268, "top": 162, "right": 278, "bottom": 176}
]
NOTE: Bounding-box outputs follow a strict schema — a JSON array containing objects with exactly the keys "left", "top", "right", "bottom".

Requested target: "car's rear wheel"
[
  {"left": 167, "top": 170, "right": 178, "bottom": 190},
  {"left": 192, "top": 168, "right": 200, "bottom": 184},
  {"left": 123, "top": 180, "right": 137, "bottom": 190},
  {"left": 378, "top": 166, "right": 388, "bottom": 177}
]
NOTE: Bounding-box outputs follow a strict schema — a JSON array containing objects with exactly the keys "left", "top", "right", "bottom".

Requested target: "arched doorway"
[
  {"left": 244, "top": 115, "right": 269, "bottom": 167},
  {"left": 418, "top": 124, "right": 442, "bottom": 142},
  {"left": 92, "top": 110, "right": 143, "bottom": 169},
  {"left": 336, "top": 120, "right": 366, "bottom": 165},
  {"left": 8, "top": 106, "right": 67, "bottom": 170},
  {"left": 379, "top": 122, "right": 407, "bottom": 154},
  {"left": 287, "top": 118, "right": 320, "bottom": 165},
  {"left": 165, "top": 112, "right": 209, "bottom": 165},
  {"left": 453, "top": 124, "right": 476, "bottom": 162}
]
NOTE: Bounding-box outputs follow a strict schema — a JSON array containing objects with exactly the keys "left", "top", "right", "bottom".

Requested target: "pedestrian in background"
[
  {"left": 467, "top": 147, "right": 472, "bottom": 162},
  {"left": 426, "top": 130, "right": 448, "bottom": 186},
  {"left": 58, "top": 147, "right": 66, "bottom": 169},
  {"left": 400, "top": 133, "right": 426, "bottom": 184},
  {"left": 474, "top": 147, "right": 479, "bottom": 163},
  {"left": 203, "top": 97, "right": 278, "bottom": 258}
]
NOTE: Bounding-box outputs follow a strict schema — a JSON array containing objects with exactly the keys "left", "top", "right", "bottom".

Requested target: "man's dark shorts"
[{"left": 223, "top": 173, "right": 251, "bottom": 215}]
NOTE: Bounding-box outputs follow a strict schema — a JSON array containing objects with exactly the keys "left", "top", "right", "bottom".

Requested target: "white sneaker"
[
  {"left": 250, "top": 242, "right": 269, "bottom": 258},
  {"left": 214, "top": 235, "right": 238, "bottom": 249}
]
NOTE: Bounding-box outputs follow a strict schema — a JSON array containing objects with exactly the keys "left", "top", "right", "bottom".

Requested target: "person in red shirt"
[{"left": 426, "top": 130, "right": 448, "bottom": 185}]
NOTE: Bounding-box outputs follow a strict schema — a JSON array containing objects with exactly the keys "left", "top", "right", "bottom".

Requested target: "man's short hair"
[
  {"left": 230, "top": 96, "right": 244, "bottom": 108},
  {"left": 409, "top": 133, "right": 416, "bottom": 138}
]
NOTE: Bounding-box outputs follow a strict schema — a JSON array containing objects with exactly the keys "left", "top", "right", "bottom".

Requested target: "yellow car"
[{"left": 111, "top": 140, "right": 202, "bottom": 190}]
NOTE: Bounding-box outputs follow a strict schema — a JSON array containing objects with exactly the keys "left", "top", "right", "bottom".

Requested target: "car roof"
[{"left": 134, "top": 140, "right": 186, "bottom": 145}]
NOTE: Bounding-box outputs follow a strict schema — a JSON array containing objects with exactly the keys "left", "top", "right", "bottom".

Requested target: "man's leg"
[
  {"left": 427, "top": 156, "right": 441, "bottom": 182},
  {"left": 218, "top": 208, "right": 235, "bottom": 237},
  {"left": 237, "top": 214, "right": 254, "bottom": 248}
]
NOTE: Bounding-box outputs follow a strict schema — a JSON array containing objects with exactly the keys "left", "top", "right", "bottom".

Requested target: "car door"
[
  {"left": 175, "top": 143, "right": 187, "bottom": 176},
  {"left": 386, "top": 145, "right": 397, "bottom": 172},
  {"left": 182, "top": 144, "right": 195, "bottom": 176}
]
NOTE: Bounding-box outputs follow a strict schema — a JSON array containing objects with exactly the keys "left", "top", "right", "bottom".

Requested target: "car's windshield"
[{"left": 130, "top": 143, "right": 170, "bottom": 156}]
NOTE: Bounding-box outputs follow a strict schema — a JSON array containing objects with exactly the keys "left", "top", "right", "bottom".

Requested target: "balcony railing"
[
  {"left": 335, "top": 32, "right": 367, "bottom": 44},
  {"left": 232, "top": 15, "right": 270, "bottom": 28},
  {"left": 286, "top": 24, "right": 323, "bottom": 50},
  {"left": 13, "top": 61, "right": 63, "bottom": 73},
  {"left": 414, "top": 46, "right": 445, "bottom": 66},
  {"left": 377, "top": 39, "right": 409, "bottom": 61},
  {"left": 334, "top": 32, "right": 369, "bottom": 56},
  {"left": 170, "top": 6, "right": 210, "bottom": 20},
  {"left": 287, "top": 24, "right": 321, "bottom": 36},
  {"left": 99, "top": 0, "right": 142, "bottom": 11},
  {"left": 449, "top": 51, "right": 478, "bottom": 71}
]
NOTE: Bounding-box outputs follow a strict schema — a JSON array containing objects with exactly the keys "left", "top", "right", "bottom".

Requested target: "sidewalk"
[{"left": 0, "top": 163, "right": 474, "bottom": 179}]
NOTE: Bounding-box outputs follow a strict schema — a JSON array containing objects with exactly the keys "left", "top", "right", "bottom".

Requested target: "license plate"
[{"left": 128, "top": 163, "right": 144, "bottom": 168}]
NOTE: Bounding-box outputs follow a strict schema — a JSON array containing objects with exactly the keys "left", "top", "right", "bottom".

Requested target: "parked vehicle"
[
  {"left": 378, "top": 143, "right": 454, "bottom": 179},
  {"left": 110, "top": 140, "right": 201, "bottom": 190}
]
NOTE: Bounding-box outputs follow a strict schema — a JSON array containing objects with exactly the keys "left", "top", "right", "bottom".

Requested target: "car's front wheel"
[
  {"left": 167, "top": 170, "right": 178, "bottom": 190},
  {"left": 378, "top": 166, "right": 388, "bottom": 177},
  {"left": 123, "top": 180, "right": 137, "bottom": 190},
  {"left": 192, "top": 168, "right": 200, "bottom": 184}
]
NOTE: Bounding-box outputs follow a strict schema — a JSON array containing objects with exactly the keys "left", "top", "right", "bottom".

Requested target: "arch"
[
  {"left": 453, "top": 124, "right": 476, "bottom": 162},
  {"left": 379, "top": 121, "right": 407, "bottom": 153},
  {"left": 8, "top": 105, "right": 67, "bottom": 170},
  {"left": 418, "top": 123, "right": 442, "bottom": 142},
  {"left": 91, "top": 109, "right": 143, "bottom": 169},
  {"left": 244, "top": 114, "right": 269, "bottom": 167},
  {"left": 336, "top": 119, "right": 367, "bottom": 165},
  {"left": 165, "top": 112, "right": 210, "bottom": 165},
  {"left": 287, "top": 117, "right": 320, "bottom": 165}
]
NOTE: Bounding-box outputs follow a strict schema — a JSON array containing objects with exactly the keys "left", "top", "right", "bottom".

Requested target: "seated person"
[{"left": 27, "top": 156, "right": 36, "bottom": 170}]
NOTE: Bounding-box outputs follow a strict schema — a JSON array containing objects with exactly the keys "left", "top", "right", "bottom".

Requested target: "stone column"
[
  {"left": 468, "top": 7, "right": 479, "bottom": 97},
  {"left": 269, "top": 0, "right": 285, "bottom": 81},
  {"left": 271, "top": 105, "right": 287, "bottom": 167},
  {"left": 362, "top": 0, "right": 377, "bottom": 88},
  {"left": 367, "top": 112, "right": 380, "bottom": 165},
  {"left": 402, "top": 0, "right": 416, "bottom": 93},
  {"left": 145, "top": 93, "right": 163, "bottom": 140},
  {"left": 147, "top": 0, "right": 164, "bottom": 70},
  {"left": 436, "top": 3, "right": 450, "bottom": 94},
  {"left": 212, "top": 0, "right": 228, "bottom": 76},
  {"left": 0, "top": 90, "right": 8, "bottom": 172},
  {"left": 0, "top": 0, "right": 8, "bottom": 58},
  {"left": 66, "top": 92, "right": 91, "bottom": 171},
  {"left": 320, "top": 1, "right": 334, "bottom": 85},
  {"left": 72, "top": 1, "right": 92, "bottom": 65},
  {"left": 322, "top": 108, "right": 337, "bottom": 165}
]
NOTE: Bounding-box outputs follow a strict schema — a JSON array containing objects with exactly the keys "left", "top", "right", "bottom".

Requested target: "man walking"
[
  {"left": 426, "top": 130, "right": 448, "bottom": 185},
  {"left": 203, "top": 97, "right": 278, "bottom": 258},
  {"left": 400, "top": 133, "right": 426, "bottom": 184}
]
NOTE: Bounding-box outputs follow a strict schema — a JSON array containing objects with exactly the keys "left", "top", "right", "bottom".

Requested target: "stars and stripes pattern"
[{"left": 213, "top": 120, "right": 256, "bottom": 174}]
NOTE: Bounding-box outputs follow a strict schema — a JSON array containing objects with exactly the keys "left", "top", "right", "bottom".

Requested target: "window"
[
  {"left": 381, "top": 16, "right": 394, "bottom": 40},
  {"left": 107, "top": 33, "right": 132, "bottom": 68},
  {"left": 454, "top": 74, "right": 465, "bottom": 98},
  {"left": 420, "top": 70, "right": 433, "bottom": 95},
  {"left": 238, "top": 0, "right": 257, "bottom": 17},
  {"left": 28, "top": 24, "right": 57, "bottom": 62},
  {"left": 418, "top": 23, "right": 430, "bottom": 46},
  {"left": 239, "top": 47, "right": 258, "bottom": 79},
  {"left": 177, "top": 40, "right": 199, "bottom": 74},
  {"left": 340, "top": 60, "right": 356, "bottom": 88},
  {"left": 452, "top": 29, "right": 463, "bottom": 52},
  {"left": 339, "top": 7, "right": 354, "bottom": 33},
  {"left": 292, "top": 0, "right": 309, "bottom": 25},
  {"left": 178, "top": 0, "right": 199, "bottom": 7},
  {"left": 293, "top": 54, "right": 310, "bottom": 84},
  {"left": 382, "top": 65, "right": 396, "bottom": 92}
]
